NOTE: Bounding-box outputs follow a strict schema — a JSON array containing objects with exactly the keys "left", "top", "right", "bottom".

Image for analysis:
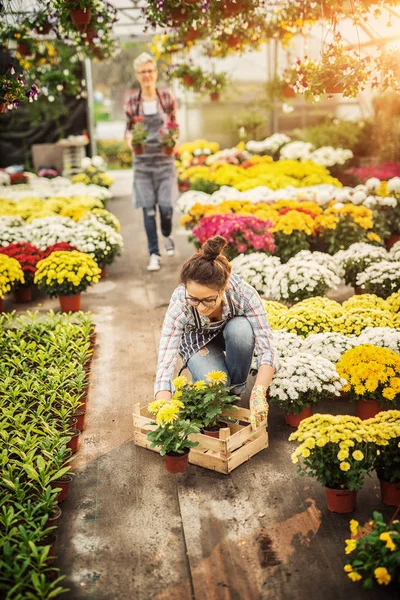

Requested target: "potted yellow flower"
[
  {"left": 367, "top": 410, "right": 400, "bottom": 507},
  {"left": 34, "top": 251, "right": 101, "bottom": 312},
  {"left": 336, "top": 345, "right": 400, "bottom": 420},
  {"left": 289, "top": 414, "right": 376, "bottom": 513},
  {"left": 147, "top": 393, "right": 200, "bottom": 473},
  {"left": 0, "top": 254, "right": 25, "bottom": 312},
  {"left": 343, "top": 512, "right": 399, "bottom": 589}
]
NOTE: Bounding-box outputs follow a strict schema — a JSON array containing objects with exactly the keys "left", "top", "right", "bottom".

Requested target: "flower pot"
[
  {"left": 379, "top": 479, "right": 400, "bottom": 507},
  {"left": 133, "top": 144, "right": 145, "bottom": 155},
  {"left": 326, "top": 83, "right": 344, "bottom": 94},
  {"left": 210, "top": 92, "right": 220, "bottom": 102},
  {"left": 223, "top": 0, "right": 242, "bottom": 17},
  {"left": 162, "top": 146, "right": 175, "bottom": 156},
  {"left": 385, "top": 234, "right": 400, "bottom": 250},
  {"left": 184, "top": 30, "right": 200, "bottom": 43},
  {"left": 41, "top": 533, "right": 57, "bottom": 561},
  {"left": 178, "top": 181, "right": 190, "bottom": 193},
  {"left": 164, "top": 450, "right": 189, "bottom": 473},
  {"left": 356, "top": 399, "right": 381, "bottom": 420},
  {"left": 0, "top": 103, "right": 6, "bottom": 113},
  {"left": 47, "top": 505, "right": 62, "bottom": 525},
  {"left": 354, "top": 286, "right": 364, "bottom": 295},
  {"left": 285, "top": 405, "right": 313, "bottom": 428},
  {"left": 70, "top": 8, "right": 91, "bottom": 31},
  {"left": 226, "top": 34, "right": 241, "bottom": 48},
  {"left": 17, "top": 42, "right": 30, "bottom": 56},
  {"left": 66, "top": 429, "right": 81, "bottom": 454},
  {"left": 52, "top": 474, "right": 73, "bottom": 503},
  {"left": 13, "top": 286, "right": 33, "bottom": 303},
  {"left": 183, "top": 75, "right": 194, "bottom": 87},
  {"left": 100, "top": 267, "right": 106, "bottom": 278},
  {"left": 325, "top": 487, "right": 357, "bottom": 513},
  {"left": 59, "top": 294, "right": 81, "bottom": 312},
  {"left": 283, "top": 84, "right": 295, "bottom": 98},
  {"left": 35, "top": 23, "right": 51, "bottom": 34},
  {"left": 169, "top": 6, "right": 186, "bottom": 24},
  {"left": 73, "top": 409, "right": 87, "bottom": 432},
  {"left": 0, "top": 297, "right": 3, "bottom": 312}
]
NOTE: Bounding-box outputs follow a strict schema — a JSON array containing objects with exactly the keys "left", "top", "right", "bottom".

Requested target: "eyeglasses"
[
  {"left": 185, "top": 293, "right": 219, "bottom": 308},
  {"left": 137, "top": 69, "right": 156, "bottom": 75}
]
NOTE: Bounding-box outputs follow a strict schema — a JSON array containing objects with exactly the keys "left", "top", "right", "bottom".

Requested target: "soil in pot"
[
  {"left": 52, "top": 474, "right": 73, "bottom": 503},
  {"left": 285, "top": 405, "right": 313, "bottom": 428},
  {"left": 325, "top": 487, "right": 357, "bottom": 513},
  {"left": 66, "top": 429, "right": 81, "bottom": 454},
  {"left": 356, "top": 399, "right": 381, "bottom": 420},
  {"left": 164, "top": 450, "right": 189, "bottom": 473},
  {"left": 379, "top": 479, "right": 400, "bottom": 507}
]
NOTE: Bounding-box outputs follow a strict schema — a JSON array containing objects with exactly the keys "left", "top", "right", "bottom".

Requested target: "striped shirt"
[
  {"left": 155, "top": 273, "right": 278, "bottom": 395},
  {"left": 125, "top": 88, "right": 177, "bottom": 133}
]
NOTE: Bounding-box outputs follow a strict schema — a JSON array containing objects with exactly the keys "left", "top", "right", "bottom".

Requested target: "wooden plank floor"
[{"left": 26, "top": 195, "right": 396, "bottom": 600}]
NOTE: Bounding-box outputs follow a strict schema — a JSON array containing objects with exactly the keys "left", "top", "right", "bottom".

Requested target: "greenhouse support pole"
[
  {"left": 84, "top": 58, "right": 97, "bottom": 156},
  {"left": 272, "top": 39, "right": 279, "bottom": 133}
]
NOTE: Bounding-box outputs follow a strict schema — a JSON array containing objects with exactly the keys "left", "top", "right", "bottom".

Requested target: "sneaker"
[
  {"left": 147, "top": 254, "right": 161, "bottom": 271},
  {"left": 163, "top": 236, "right": 175, "bottom": 257}
]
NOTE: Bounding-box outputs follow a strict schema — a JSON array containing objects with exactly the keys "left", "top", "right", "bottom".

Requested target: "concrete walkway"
[{"left": 55, "top": 196, "right": 397, "bottom": 600}]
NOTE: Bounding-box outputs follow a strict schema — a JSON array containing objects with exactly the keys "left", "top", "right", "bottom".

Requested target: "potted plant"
[
  {"left": 202, "top": 72, "right": 228, "bottom": 102},
  {"left": 33, "top": 11, "right": 52, "bottom": 34},
  {"left": 0, "top": 242, "right": 43, "bottom": 303},
  {"left": 34, "top": 250, "right": 101, "bottom": 312},
  {"left": 272, "top": 210, "right": 314, "bottom": 262},
  {"left": 290, "top": 414, "right": 376, "bottom": 513},
  {"left": 158, "top": 121, "right": 179, "bottom": 156},
  {"left": 130, "top": 116, "right": 149, "bottom": 155},
  {"left": 356, "top": 260, "right": 400, "bottom": 299},
  {"left": 368, "top": 411, "right": 400, "bottom": 507},
  {"left": 336, "top": 242, "right": 388, "bottom": 291},
  {"left": 269, "top": 354, "right": 345, "bottom": 427},
  {"left": 170, "top": 64, "right": 204, "bottom": 92},
  {"left": 343, "top": 512, "right": 400, "bottom": 588},
  {"left": 336, "top": 345, "right": 400, "bottom": 419},
  {"left": 145, "top": 0, "right": 202, "bottom": 27},
  {"left": 0, "top": 65, "right": 39, "bottom": 112},
  {"left": 147, "top": 395, "right": 200, "bottom": 473},
  {"left": 0, "top": 254, "right": 25, "bottom": 311},
  {"left": 72, "top": 217, "right": 123, "bottom": 269},
  {"left": 173, "top": 372, "right": 238, "bottom": 437}
]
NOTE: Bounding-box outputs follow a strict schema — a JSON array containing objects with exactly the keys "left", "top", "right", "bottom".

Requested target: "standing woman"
[
  {"left": 154, "top": 236, "right": 279, "bottom": 430},
  {"left": 125, "top": 53, "right": 178, "bottom": 272}
]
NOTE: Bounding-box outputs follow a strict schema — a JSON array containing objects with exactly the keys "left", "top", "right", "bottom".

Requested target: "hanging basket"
[
  {"left": 184, "top": 30, "right": 200, "bottom": 43},
  {"left": 59, "top": 293, "right": 81, "bottom": 312},
  {"left": 183, "top": 74, "right": 194, "bottom": 87},
  {"left": 283, "top": 84, "right": 295, "bottom": 98},
  {"left": 210, "top": 92, "right": 220, "bottom": 102},
  {"left": 168, "top": 6, "right": 187, "bottom": 24},
  {"left": 223, "top": 0, "right": 242, "bottom": 17},
  {"left": 226, "top": 34, "right": 241, "bottom": 48},
  {"left": 326, "top": 82, "right": 344, "bottom": 94},
  {"left": 70, "top": 8, "right": 91, "bottom": 31}
]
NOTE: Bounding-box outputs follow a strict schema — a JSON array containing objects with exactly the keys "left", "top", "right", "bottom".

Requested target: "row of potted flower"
[
  {"left": 0, "top": 196, "right": 112, "bottom": 222},
  {"left": 0, "top": 310, "right": 95, "bottom": 597},
  {"left": 0, "top": 174, "right": 112, "bottom": 203}
]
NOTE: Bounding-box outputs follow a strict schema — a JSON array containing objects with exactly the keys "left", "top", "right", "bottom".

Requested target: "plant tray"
[{"left": 132, "top": 403, "right": 268, "bottom": 474}]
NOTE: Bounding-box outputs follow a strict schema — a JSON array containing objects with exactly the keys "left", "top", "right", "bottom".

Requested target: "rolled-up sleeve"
[
  {"left": 154, "top": 288, "right": 187, "bottom": 396},
  {"left": 242, "top": 283, "right": 279, "bottom": 372}
]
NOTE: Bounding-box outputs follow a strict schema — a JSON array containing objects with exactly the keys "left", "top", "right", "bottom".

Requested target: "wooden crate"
[{"left": 132, "top": 403, "right": 268, "bottom": 474}]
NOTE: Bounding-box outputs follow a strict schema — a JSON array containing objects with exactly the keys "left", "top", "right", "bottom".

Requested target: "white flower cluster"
[
  {"left": 293, "top": 250, "right": 345, "bottom": 279},
  {"left": 231, "top": 253, "right": 281, "bottom": 297},
  {"left": 356, "top": 260, "right": 400, "bottom": 288},
  {"left": 357, "top": 327, "right": 400, "bottom": 353},
  {"left": 335, "top": 242, "right": 389, "bottom": 266},
  {"left": 308, "top": 146, "right": 353, "bottom": 167},
  {"left": 279, "top": 141, "right": 314, "bottom": 161},
  {"left": 246, "top": 133, "right": 291, "bottom": 155},
  {"left": 302, "top": 332, "right": 355, "bottom": 363},
  {"left": 24, "top": 217, "right": 76, "bottom": 249},
  {"left": 177, "top": 190, "right": 216, "bottom": 214},
  {"left": 269, "top": 354, "right": 345, "bottom": 406},
  {"left": 0, "top": 171, "right": 11, "bottom": 185},
  {"left": 271, "top": 330, "right": 304, "bottom": 358},
  {"left": 73, "top": 217, "right": 123, "bottom": 265},
  {"left": 387, "top": 177, "right": 400, "bottom": 194},
  {"left": 0, "top": 176, "right": 111, "bottom": 202},
  {"left": 81, "top": 155, "right": 107, "bottom": 171},
  {"left": 332, "top": 182, "right": 398, "bottom": 209},
  {"left": 270, "top": 255, "right": 341, "bottom": 303},
  {"left": 390, "top": 241, "right": 400, "bottom": 261},
  {"left": 0, "top": 217, "right": 26, "bottom": 246}
]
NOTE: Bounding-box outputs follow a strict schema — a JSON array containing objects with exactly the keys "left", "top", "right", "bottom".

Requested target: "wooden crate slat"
[
  {"left": 227, "top": 431, "right": 269, "bottom": 472},
  {"left": 221, "top": 405, "right": 252, "bottom": 423},
  {"left": 188, "top": 449, "right": 228, "bottom": 474},
  {"left": 226, "top": 423, "right": 254, "bottom": 452},
  {"left": 189, "top": 431, "right": 228, "bottom": 453}
]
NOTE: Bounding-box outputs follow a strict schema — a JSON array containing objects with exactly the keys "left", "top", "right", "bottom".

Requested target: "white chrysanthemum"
[
  {"left": 292, "top": 250, "right": 344, "bottom": 279},
  {"left": 356, "top": 327, "right": 400, "bottom": 353},
  {"left": 309, "top": 146, "right": 353, "bottom": 167},
  {"left": 365, "top": 177, "right": 381, "bottom": 191},
  {"left": 387, "top": 177, "right": 400, "bottom": 194},
  {"left": 270, "top": 258, "right": 341, "bottom": 303},
  {"left": 246, "top": 133, "right": 291, "bottom": 155},
  {"left": 231, "top": 253, "right": 281, "bottom": 297},
  {"left": 390, "top": 241, "right": 400, "bottom": 261},
  {"left": 302, "top": 332, "right": 355, "bottom": 363}
]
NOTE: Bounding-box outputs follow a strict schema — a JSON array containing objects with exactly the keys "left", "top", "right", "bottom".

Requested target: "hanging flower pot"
[
  {"left": 164, "top": 450, "right": 189, "bottom": 473},
  {"left": 17, "top": 42, "right": 30, "bottom": 56},
  {"left": 326, "top": 82, "right": 344, "bottom": 94},
  {"left": 13, "top": 286, "right": 33, "bottom": 303},
  {"left": 325, "top": 487, "right": 357, "bottom": 513},
  {"left": 184, "top": 29, "right": 200, "bottom": 43},
  {"left": 35, "top": 22, "right": 51, "bottom": 35},
  {"left": 285, "top": 405, "right": 313, "bottom": 428},
  {"left": 133, "top": 144, "right": 145, "bottom": 155},
  {"left": 283, "top": 84, "right": 295, "bottom": 98},
  {"left": 226, "top": 34, "right": 241, "bottom": 48},
  {"left": 168, "top": 6, "right": 187, "bottom": 24},
  {"left": 379, "top": 479, "right": 400, "bottom": 507},
  {"left": 52, "top": 474, "right": 73, "bottom": 503},
  {"left": 183, "top": 74, "right": 194, "bottom": 87},
  {"left": 59, "top": 293, "right": 81, "bottom": 312},
  {"left": 356, "top": 399, "right": 381, "bottom": 420},
  {"left": 162, "top": 146, "right": 175, "bottom": 156},
  {"left": 66, "top": 429, "right": 81, "bottom": 454},
  {"left": 210, "top": 92, "right": 220, "bottom": 102},
  {"left": 73, "top": 409, "right": 87, "bottom": 432},
  {"left": 70, "top": 8, "right": 91, "bottom": 31},
  {"left": 0, "top": 103, "right": 6, "bottom": 113},
  {"left": 385, "top": 234, "right": 400, "bottom": 250},
  {"left": 223, "top": 0, "right": 242, "bottom": 17}
]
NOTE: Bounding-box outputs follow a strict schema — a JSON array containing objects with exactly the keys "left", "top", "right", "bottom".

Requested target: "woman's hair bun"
[{"left": 201, "top": 235, "right": 227, "bottom": 261}]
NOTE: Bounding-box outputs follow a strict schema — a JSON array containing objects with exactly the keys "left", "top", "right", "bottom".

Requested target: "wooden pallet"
[{"left": 132, "top": 403, "right": 268, "bottom": 474}]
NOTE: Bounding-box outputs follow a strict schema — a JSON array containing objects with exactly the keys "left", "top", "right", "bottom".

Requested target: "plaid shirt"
[
  {"left": 155, "top": 273, "right": 279, "bottom": 395},
  {"left": 125, "top": 88, "right": 177, "bottom": 133}
]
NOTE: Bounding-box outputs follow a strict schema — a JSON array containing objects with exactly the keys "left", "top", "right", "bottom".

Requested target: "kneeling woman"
[{"left": 154, "top": 236, "right": 278, "bottom": 428}]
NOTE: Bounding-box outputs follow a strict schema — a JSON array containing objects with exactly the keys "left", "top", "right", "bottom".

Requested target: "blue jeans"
[
  {"left": 187, "top": 317, "right": 255, "bottom": 394},
  {"left": 143, "top": 205, "right": 173, "bottom": 256}
]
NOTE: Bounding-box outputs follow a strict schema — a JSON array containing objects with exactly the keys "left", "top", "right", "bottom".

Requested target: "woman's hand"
[{"left": 249, "top": 384, "right": 268, "bottom": 431}]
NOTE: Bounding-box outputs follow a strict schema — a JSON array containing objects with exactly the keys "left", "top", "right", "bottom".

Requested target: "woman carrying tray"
[{"left": 154, "top": 235, "right": 278, "bottom": 430}]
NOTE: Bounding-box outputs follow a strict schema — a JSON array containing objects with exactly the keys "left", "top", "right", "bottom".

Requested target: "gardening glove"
[{"left": 250, "top": 384, "right": 268, "bottom": 432}]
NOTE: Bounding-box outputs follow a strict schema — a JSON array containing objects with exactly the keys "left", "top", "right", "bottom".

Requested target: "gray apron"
[{"left": 133, "top": 96, "right": 178, "bottom": 209}]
